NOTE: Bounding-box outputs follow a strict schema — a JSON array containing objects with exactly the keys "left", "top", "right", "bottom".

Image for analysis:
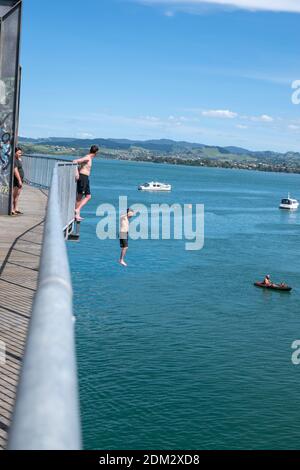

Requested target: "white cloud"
[
  {"left": 236, "top": 124, "right": 248, "bottom": 129},
  {"left": 251, "top": 114, "right": 274, "bottom": 122},
  {"left": 76, "top": 132, "right": 95, "bottom": 139},
  {"left": 202, "top": 109, "right": 238, "bottom": 119},
  {"left": 242, "top": 113, "right": 274, "bottom": 123},
  {"left": 138, "top": 0, "right": 300, "bottom": 14},
  {"left": 143, "top": 115, "right": 161, "bottom": 121},
  {"left": 260, "top": 114, "right": 274, "bottom": 122},
  {"left": 288, "top": 124, "right": 300, "bottom": 130},
  {"left": 164, "top": 9, "right": 175, "bottom": 15},
  {"left": 186, "top": 107, "right": 276, "bottom": 123}
]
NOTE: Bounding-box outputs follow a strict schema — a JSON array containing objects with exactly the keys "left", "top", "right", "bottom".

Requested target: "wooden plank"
[
  {"left": 0, "top": 379, "right": 17, "bottom": 395},
  {"left": 0, "top": 386, "right": 16, "bottom": 402}
]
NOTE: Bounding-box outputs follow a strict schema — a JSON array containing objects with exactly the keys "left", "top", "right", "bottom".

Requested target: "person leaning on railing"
[
  {"left": 73, "top": 145, "right": 99, "bottom": 222},
  {"left": 12, "top": 146, "right": 24, "bottom": 216}
]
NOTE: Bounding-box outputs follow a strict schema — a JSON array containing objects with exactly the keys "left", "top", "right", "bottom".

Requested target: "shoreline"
[
  {"left": 27, "top": 152, "right": 300, "bottom": 176},
  {"left": 111, "top": 156, "right": 300, "bottom": 175}
]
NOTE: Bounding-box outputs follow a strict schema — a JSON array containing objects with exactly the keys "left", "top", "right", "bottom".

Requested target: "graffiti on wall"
[
  {"left": 0, "top": 78, "right": 14, "bottom": 200},
  {"left": 0, "top": 2, "right": 22, "bottom": 215}
]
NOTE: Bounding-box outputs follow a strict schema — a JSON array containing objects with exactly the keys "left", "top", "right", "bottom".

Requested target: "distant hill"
[
  {"left": 19, "top": 137, "right": 207, "bottom": 152},
  {"left": 224, "top": 146, "right": 253, "bottom": 155},
  {"left": 18, "top": 136, "right": 300, "bottom": 174},
  {"left": 18, "top": 136, "right": 298, "bottom": 158}
]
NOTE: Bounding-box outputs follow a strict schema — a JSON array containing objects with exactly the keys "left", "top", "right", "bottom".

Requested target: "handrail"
[
  {"left": 22, "top": 154, "right": 72, "bottom": 189},
  {"left": 8, "top": 164, "right": 82, "bottom": 450},
  {"left": 23, "top": 153, "right": 72, "bottom": 163},
  {"left": 22, "top": 154, "right": 78, "bottom": 232},
  {"left": 57, "top": 162, "right": 78, "bottom": 232}
]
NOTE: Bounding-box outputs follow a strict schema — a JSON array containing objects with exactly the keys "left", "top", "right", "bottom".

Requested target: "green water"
[{"left": 68, "top": 160, "right": 300, "bottom": 449}]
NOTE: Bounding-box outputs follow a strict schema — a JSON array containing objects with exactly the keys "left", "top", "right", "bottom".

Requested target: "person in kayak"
[{"left": 263, "top": 275, "right": 272, "bottom": 286}]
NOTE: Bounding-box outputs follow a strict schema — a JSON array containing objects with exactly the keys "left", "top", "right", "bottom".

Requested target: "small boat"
[
  {"left": 254, "top": 282, "right": 292, "bottom": 292},
  {"left": 279, "top": 194, "right": 299, "bottom": 210},
  {"left": 138, "top": 181, "right": 172, "bottom": 192}
]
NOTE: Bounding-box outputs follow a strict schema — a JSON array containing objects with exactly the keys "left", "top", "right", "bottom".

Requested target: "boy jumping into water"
[
  {"left": 73, "top": 145, "right": 99, "bottom": 221},
  {"left": 119, "top": 208, "right": 135, "bottom": 267}
]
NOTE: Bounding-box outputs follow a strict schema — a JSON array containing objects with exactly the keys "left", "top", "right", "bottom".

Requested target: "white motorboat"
[
  {"left": 279, "top": 194, "right": 299, "bottom": 210},
  {"left": 138, "top": 181, "right": 172, "bottom": 192}
]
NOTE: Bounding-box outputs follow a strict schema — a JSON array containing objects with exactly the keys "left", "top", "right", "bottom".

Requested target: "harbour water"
[{"left": 68, "top": 159, "right": 300, "bottom": 450}]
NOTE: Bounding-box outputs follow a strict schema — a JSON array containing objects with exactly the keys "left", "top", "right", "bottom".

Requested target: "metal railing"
[
  {"left": 23, "top": 155, "right": 77, "bottom": 232},
  {"left": 22, "top": 154, "right": 64, "bottom": 188},
  {"left": 57, "top": 162, "right": 78, "bottom": 232},
  {"left": 8, "top": 157, "right": 82, "bottom": 450}
]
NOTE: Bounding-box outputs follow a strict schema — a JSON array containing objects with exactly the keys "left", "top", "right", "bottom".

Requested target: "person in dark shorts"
[
  {"left": 120, "top": 233, "right": 129, "bottom": 249},
  {"left": 77, "top": 174, "right": 91, "bottom": 198},
  {"left": 12, "top": 147, "right": 24, "bottom": 216},
  {"left": 73, "top": 145, "right": 99, "bottom": 221},
  {"left": 119, "top": 208, "right": 135, "bottom": 267}
]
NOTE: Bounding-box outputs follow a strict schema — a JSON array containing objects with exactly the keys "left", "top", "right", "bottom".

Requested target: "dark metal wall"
[{"left": 0, "top": 0, "right": 22, "bottom": 215}]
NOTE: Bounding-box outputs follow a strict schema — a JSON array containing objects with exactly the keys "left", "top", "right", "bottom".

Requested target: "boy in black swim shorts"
[
  {"left": 119, "top": 208, "right": 135, "bottom": 267},
  {"left": 73, "top": 145, "right": 99, "bottom": 221},
  {"left": 77, "top": 174, "right": 91, "bottom": 198}
]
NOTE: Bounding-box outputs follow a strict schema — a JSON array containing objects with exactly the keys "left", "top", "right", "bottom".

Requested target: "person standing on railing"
[
  {"left": 73, "top": 145, "right": 99, "bottom": 221},
  {"left": 12, "top": 147, "right": 24, "bottom": 216}
]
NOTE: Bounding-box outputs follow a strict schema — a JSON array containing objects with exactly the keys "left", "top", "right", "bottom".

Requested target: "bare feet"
[
  {"left": 75, "top": 210, "right": 84, "bottom": 222},
  {"left": 119, "top": 260, "right": 128, "bottom": 267}
]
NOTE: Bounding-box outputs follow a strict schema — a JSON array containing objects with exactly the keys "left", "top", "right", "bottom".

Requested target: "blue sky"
[{"left": 19, "top": 0, "right": 300, "bottom": 152}]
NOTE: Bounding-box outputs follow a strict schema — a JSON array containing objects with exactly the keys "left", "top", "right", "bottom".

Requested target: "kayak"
[{"left": 254, "top": 282, "right": 292, "bottom": 292}]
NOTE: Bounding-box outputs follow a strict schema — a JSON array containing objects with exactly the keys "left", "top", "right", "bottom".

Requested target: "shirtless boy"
[
  {"left": 73, "top": 145, "right": 99, "bottom": 221},
  {"left": 119, "top": 208, "right": 135, "bottom": 267}
]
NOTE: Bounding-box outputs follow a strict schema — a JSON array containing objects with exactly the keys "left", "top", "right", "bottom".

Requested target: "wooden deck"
[{"left": 0, "top": 185, "right": 47, "bottom": 450}]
